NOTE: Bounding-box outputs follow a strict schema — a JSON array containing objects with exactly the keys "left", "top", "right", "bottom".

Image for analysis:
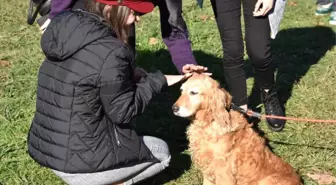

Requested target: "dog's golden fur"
[{"left": 173, "top": 74, "right": 302, "bottom": 185}]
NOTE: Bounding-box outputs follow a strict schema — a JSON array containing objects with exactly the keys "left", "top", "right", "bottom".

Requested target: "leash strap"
[
  {"left": 230, "top": 103, "right": 336, "bottom": 124},
  {"left": 27, "top": 0, "right": 47, "bottom": 25}
]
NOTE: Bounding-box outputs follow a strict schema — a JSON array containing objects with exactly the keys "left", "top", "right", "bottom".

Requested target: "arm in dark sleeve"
[
  {"left": 99, "top": 47, "right": 167, "bottom": 124},
  {"left": 157, "top": 0, "right": 197, "bottom": 73}
]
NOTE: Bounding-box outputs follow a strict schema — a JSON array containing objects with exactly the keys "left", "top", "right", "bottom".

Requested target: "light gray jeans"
[{"left": 52, "top": 136, "right": 171, "bottom": 185}]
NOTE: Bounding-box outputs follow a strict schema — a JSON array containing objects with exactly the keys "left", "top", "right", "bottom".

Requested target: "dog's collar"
[
  {"left": 230, "top": 103, "right": 262, "bottom": 119},
  {"left": 229, "top": 103, "right": 246, "bottom": 114}
]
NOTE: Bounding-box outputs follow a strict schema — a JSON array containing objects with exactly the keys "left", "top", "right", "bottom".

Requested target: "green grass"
[{"left": 0, "top": 0, "right": 335, "bottom": 184}]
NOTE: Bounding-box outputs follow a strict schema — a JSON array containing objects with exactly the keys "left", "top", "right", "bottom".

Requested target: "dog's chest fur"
[{"left": 187, "top": 120, "right": 232, "bottom": 179}]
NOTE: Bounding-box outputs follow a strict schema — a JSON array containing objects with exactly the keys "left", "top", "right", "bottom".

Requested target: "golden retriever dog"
[{"left": 172, "top": 74, "right": 302, "bottom": 185}]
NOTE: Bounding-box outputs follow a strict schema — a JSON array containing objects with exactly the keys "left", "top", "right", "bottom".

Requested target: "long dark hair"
[{"left": 88, "top": 1, "right": 131, "bottom": 43}]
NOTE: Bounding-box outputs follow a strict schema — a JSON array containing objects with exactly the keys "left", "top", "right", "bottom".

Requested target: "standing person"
[
  {"left": 315, "top": 0, "right": 336, "bottom": 25},
  {"left": 27, "top": 0, "right": 208, "bottom": 185},
  {"left": 210, "top": 0, "right": 286, "bottom": 131},
  {"left": 38, "top": 0, "right": 198, "bottom": 74}
]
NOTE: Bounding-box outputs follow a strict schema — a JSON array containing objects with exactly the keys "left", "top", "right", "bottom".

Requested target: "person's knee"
[
  {"left": 150, "top": 139, "right": 171, "bottom": 168},
  {"left": 246, "top": 45, "right": 272, "bottom": 68},
  {"left": 142, "top": 136, "right": 171, "bottom": 167},
  {"left": 160, "top": 154, "right": 171, "bottom": 168},
  {"left": 245, "top": 36, "right": 272, "bottom": 68}
]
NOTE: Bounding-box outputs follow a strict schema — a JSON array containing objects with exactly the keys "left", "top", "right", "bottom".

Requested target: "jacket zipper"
[{"left": 113, "top": 124, "right": 121, "bottom": 147}]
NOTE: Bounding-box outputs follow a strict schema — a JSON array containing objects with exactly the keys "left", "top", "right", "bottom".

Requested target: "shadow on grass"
[
  {"left": 245, "top": 26, "right": 335, "bottom": 151},
  {"left": 273, "top": 26, "right": 335, "bottom": 110},
  {"left": 244, "top": 26, "right": 336, "bottom": 153},
  {"left": 242, "top": 26, "right": 336, "bottom": 129}
]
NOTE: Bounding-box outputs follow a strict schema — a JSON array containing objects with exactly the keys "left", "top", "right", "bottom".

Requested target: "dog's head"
[{"left": 172, "top": 74, "right": 232, "bottom": 122}]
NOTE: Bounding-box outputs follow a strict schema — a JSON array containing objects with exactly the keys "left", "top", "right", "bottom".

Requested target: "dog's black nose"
[{"left": 172, "top": 105, "right": 179, "bottom": 112}]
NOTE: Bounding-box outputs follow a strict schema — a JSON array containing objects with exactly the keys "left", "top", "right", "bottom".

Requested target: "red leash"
[
  {"left": 231, "top": 104, "right": 336, "bottom": 124},
  {"left": 246, "top": 110, "right": 336, "bottom": 124}
]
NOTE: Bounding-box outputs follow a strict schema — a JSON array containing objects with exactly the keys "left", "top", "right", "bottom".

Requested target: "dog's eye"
[{"left": 190, "top": 91, "right": 198, "bottom": 95}]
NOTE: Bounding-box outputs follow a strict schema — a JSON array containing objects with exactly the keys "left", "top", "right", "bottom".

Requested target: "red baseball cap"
[{"left": 95, "top": 0, "right": 155, "bottom": 14}]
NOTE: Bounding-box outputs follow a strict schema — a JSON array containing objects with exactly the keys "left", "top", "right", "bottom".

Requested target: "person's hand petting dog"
[
  {"left": 132, "top": 64, "right": 211, "bottom": 86},
  {"left": 132, "top": 67, "right": 191, "bottom": 86},
  {"left": 182, "top": 64, "right": 212, "bottom": 76},
  {"left": 182, "top": 64, "right": 207, "bottom": 74},
  {"left": 253, "top": 0, "right": 274, "bottom": 17},
  {"left": 165, "top": 64, "right": 212, "bottom": 86}
]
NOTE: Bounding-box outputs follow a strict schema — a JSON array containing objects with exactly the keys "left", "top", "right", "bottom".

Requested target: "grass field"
[{"left": 0, "top": 0, "right": 335, "bottom": 184}]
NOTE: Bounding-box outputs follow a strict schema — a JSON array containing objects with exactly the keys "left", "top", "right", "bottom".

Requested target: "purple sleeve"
[
  {"left": 49, "top": 0, "right": 73, "bottom": 19},
  {"left": 158, "top": 0, "right": 198, "bottom": 74},
  {"left": 163, "top": 35, "right": 197, "bottom": 74}
]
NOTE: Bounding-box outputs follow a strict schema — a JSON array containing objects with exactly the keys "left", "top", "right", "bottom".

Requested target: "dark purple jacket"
[{"left": 49, "top": 0, "right": 197, "bottom": 73}]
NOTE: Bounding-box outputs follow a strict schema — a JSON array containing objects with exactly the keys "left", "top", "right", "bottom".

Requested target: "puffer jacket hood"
[{"left": 41, "top": 10, "right": 113, "bottom": 61}]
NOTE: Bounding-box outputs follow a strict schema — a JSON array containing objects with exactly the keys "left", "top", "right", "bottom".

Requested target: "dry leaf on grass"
[
  {"left": 288, "top": 1, "right": 298, "bottom": 6},
  {"left": 200, "top": 15, "right": 209, "bottom": 21},
  {"left": 149, "top": 37, "right": 158, "bottom": 45},
  {"left": 316, "top": 21, "right": 326, "bottom": 26},
  {"left": 307, "top": 171, "right": 336, "bottom": 185},
  {"left": 0, "top": 60, "right": 11, "bottom": 67}
]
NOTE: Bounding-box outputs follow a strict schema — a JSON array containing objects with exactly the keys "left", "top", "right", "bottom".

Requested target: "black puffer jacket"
[{"left": 28, "top": 10, "right": 167, "bottom": 173}]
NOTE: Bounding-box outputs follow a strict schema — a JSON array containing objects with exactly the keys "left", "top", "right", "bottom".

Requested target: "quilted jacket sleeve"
[{"left": 99, "top": 47, "right": 167, "bottom": 124}]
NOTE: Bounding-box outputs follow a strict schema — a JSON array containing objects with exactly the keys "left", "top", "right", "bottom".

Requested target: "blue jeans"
[{"left": 52, "top": 136, "right": 171, "bottom": 185}]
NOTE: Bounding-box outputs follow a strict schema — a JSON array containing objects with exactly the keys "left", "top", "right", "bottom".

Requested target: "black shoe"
[{"left": 261, "top": 86, "right": 285, "bottom": 132}]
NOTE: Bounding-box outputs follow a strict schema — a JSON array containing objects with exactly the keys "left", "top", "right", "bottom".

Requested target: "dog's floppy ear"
[
  {"left": 195, "top": 86, "right": 227, "bottom": 124},
  {"left": 195, "top": 109, "right": 213, "bottom": 125},
  {"left": 195, "top": 77, "right": 233, "bottom": 124},
  {"left": 221, "top": 88, "right": 232, "bottom": 110},
  {"left": 210, "top": 87, "right": 234, "bottom": 132},
  {"left": 206, "top": 86, "right": 231, "bottom": 116}
]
